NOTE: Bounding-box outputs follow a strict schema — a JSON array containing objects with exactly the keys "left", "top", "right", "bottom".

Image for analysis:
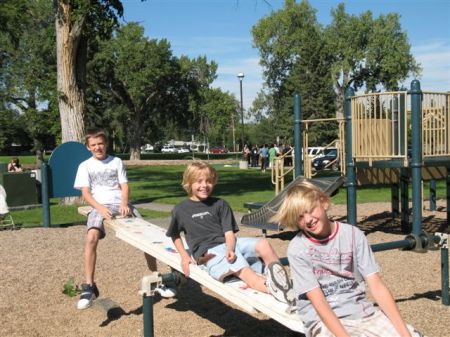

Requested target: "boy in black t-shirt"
[{"left": 167, "top": 161, "right": 294, "bottom": 305}]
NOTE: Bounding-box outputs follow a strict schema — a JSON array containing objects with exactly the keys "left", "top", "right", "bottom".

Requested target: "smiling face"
[
  {"left": 189, "top": 173, "right": 214, "bottom": 201},
  {"left": 297, "top": 200, "right": 332, "bottom": 239},
  {"left": 86, "top": 136, "right": 107, "bottom": 160}
]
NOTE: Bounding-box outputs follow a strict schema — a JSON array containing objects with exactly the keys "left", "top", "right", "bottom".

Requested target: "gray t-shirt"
[
  {"left": 288, "top": 222, "right": 379, "bottom": 334},
  {"left": 167, "top": 197, "right": 238, "bottom": 261}
]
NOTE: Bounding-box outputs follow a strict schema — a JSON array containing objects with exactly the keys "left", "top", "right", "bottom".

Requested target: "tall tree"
[
  {"left": 89, "top": 23, "right": 185, "bottom": 160},
  {"left": 252, "top": 0, "right": 337, "bottom": 145},
  {"left": 325, "top": 3, "right": 421, "bottom": 117},
  {"left": 252, "top": 0, "right": 420, "bottom": 143},
  {"left": 54, "top": 0, "right": 123, "bottom": 143},
  {"left": 0, "top": 0, "right": 58, "bottom": 158}
]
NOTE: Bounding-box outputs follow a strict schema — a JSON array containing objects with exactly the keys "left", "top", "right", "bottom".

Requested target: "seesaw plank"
[{"left": 77, "top": 207, "right": 305, "bottom": 333}]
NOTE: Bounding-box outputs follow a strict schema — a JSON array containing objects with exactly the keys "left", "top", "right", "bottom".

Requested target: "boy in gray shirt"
[{"left": 271, "top": 180, "right": 425, "bottom": 337}]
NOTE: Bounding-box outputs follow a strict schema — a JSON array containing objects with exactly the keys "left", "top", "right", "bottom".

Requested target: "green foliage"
[
  {"left": 252, "top": 0, "right": 337, "bottom": 146},
  {"left": 0, "top": 0, "right": 58, "bottom": 154},
  {"left": 62, "top": 277, "right": 81, "bottom": 297},
  {"left": 251, "top": 0, "right": 419, "bottom": 143}
]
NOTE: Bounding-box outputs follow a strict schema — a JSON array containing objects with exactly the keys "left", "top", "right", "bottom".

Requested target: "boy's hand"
[
  {"left": 181, "top": 255, "right": 196, "bottom": 277},
  {"left": 226, "top": 249, "right": 236, "bottom": 263},
  {"left": 119, "top": 203, "right": 130, "bottom": 217},
  {"left": 98, "top": 205, "right": 113, "bottom": 220}
]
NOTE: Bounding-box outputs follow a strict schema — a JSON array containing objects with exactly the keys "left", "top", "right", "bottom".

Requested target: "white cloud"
[
  {"left": 213, "top": 57, "right": 264, "bottom": 110},
  {"left": 405, "top": 39, "right": 450, "bottom": 91}
]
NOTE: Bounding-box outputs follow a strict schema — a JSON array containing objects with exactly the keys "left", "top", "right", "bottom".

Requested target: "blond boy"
[
  {"left": 167, "top": 161, "right": 294, "bottom": 304},
  {"left": 272, "top": 181, "right": 424, "bottom": 337}
]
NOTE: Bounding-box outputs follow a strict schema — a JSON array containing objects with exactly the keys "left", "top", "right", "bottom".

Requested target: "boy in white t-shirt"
[{"left": 74, "top": 130, "right": 174, "bottom": 310}]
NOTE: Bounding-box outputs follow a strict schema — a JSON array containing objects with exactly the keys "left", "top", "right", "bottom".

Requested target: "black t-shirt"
[{"left": 166, "top": 197, "right": 238, "bottom": 261}]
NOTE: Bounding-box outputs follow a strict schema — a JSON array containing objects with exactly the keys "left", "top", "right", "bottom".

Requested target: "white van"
[
  {"left": 308, "top": 147, "right": 324, "bottom": 158},
  {"left": 161, "top": 144, "right": 177, "bottom": 153}
]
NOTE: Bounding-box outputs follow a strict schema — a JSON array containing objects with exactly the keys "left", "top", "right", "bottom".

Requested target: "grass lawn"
[{"left": 7, "top": 164, "right": 448, "bottom": 227}]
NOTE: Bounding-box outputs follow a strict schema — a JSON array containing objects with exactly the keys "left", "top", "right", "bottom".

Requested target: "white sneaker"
[
  {"left": 154, "top": 284, "right": 177, "bottom": 298},
  {"left": 265, "top": 262, "right": 295, "bottom": 305},
  {"left": 77, "top": 283, "right": 99, "bottom": 310}
]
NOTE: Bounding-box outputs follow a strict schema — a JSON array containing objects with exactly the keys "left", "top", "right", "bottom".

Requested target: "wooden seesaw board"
[{"left": 78, "top": 206, "right": 305, "bottom": 333}]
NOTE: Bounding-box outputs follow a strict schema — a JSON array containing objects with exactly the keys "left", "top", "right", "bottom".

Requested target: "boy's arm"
[
  {"left": 366, "top": 273, "right": 412, "bottom": 337},
  {"left": 119, "top": 182, "right": 130, "bottom": 216},
  {"left": 224, "top": 230, "right": 236, "bottom": 263},
  {"left": 171, "top": 235, "right": 196, "bottom": 277},
  {"left": 307, "top": 287, "right": 351, "bottom": 337},
  {"left": 81, "top": 187, "right": 113, "bottom": 220}
]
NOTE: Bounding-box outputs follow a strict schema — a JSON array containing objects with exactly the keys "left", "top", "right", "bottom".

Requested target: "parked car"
[
  {"left": 141, "top": 144, "right": 154, "bottom": 152},
  {"left": 209, "top": 146, "right": 228, "bottom": 154},
  {"left": 312, "top": 148, "right": 339, "bottom": 171},
  {"left": 161, "top": 145, "right": 177, "bottom": 153},
  {"left": 176, "top": 147, "right": 191, "bottom": 153}
]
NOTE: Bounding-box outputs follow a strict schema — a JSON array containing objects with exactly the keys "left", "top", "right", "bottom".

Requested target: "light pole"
[{"left": 237, "top": 72, "right": 245, "bottom": 151}]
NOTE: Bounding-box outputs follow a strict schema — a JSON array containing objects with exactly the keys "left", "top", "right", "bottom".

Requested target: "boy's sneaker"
[
  {"left": 265, "top": 262, "right": 295, "bottom": 305},
  {"left": 77, "top": 283, "right": 99, "bottom": 310},
  {"left": 154, "top": 284, "right": 177, "bottom": 298}
]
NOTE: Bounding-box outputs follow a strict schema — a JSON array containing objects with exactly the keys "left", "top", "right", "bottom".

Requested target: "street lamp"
[{"left": 237, "top": 72, "right": 245, "bottom": 151}]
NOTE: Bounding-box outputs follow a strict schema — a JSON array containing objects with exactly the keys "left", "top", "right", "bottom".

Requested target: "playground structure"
[
  {"left": 242, "top": 80, "right": 450, "bottom": 306},
  {"left": 270, "top": 80, "right": 449, "bottom": 236}
]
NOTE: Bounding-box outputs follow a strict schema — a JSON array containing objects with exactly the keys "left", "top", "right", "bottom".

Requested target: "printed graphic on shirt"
[
  {"left": 192, "top": 211, "right": 212, "bottom": 219},
  {"left": 90, "top": 169, "right": 119, "bottom": 188}
]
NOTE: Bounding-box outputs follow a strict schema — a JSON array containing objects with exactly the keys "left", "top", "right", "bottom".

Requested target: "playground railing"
[{"left": 351, "top": 91, "right": 449, "bottom": 164}]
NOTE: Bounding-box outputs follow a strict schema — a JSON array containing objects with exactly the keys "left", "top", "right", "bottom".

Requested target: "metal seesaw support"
[{"left": 139, "top": 271, "right": 186, "bottom": 337}]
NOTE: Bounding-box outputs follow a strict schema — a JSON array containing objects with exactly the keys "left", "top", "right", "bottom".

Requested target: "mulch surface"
[{"left": 1, "top": 201, "right": 449, "bottom": 337}]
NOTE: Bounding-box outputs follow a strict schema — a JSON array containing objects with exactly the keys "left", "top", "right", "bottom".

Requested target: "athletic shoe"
[
  {"left": 77, "top": 283, "right": 99, "bottom": 310},
  {"left": 154, "top": 284, "right": 177, "bottom": 298},
  {"left": 265, "top": 262, "right": 295, "bottom": 305}
]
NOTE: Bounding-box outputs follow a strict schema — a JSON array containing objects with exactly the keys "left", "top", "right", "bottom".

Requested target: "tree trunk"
[
  {"left": 55, "top": 1, "right": 85, "bottom": 143},
  {"left": 128, "top": 117, "right": 141, "bottom": 160}
]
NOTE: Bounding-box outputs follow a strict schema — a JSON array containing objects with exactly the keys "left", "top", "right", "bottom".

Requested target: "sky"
[{"left": 123, "top": 0, "right": 450, "bottom": 109}]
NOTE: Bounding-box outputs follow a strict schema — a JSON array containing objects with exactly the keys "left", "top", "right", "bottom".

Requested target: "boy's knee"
[
  {"left": 255, "top": 238, "right": 272, "bottom": 251},
  {"left": 86, "top": 228, "right": 102, "bottom": 244}
]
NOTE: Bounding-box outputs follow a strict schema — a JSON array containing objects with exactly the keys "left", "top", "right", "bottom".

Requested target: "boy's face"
[
  {"left": 87, "top": 136, "right": 107, "bottom": 160},
  {"left": 190, "top": 173, "right": 214, "bottom": 202},
  {"left": 297, "top": 200, "right": 332, "bottom": 239}
]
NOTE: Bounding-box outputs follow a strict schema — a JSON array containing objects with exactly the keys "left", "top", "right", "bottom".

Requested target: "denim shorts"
[
  {"left": 86, "top": 204, "right": 140, "bottom": 239},
  {"left": 203, "top": 237, "right": 264, "bottom": 282}
]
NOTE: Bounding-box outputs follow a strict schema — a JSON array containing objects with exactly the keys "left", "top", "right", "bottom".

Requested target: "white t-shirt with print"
[{"left": 74, "top": 155, "right": 127, "bottom": 205}]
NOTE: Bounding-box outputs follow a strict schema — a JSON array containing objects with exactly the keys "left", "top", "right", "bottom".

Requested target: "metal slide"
[{"left": 241, "top": 175, "right": 345, "bottom": 232}]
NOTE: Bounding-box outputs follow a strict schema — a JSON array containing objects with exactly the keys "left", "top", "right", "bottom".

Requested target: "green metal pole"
[
  {"left": 143, "top": 295, "right": 154, "bottom": 337},
  {"left": 294, "top": 93, "right": 303, "bottom": 178},
  {"left": 409, "top": 80, "right": 423, "bottom": 236},
  {"left": 447, "top": 167, "right": 450, "bottom": 228},
  {"left": 391, "top": 96, "right": 400, "bottom": 218},
  {"left": 400, "top": 168, "right": 410, "bottom": 233},
  {"left": 41, "top": 162, "right": 51, "bottom": 228},
  {"left": 344, "top": 87, "right": 356, "bottom": 225},
  {"left": 391, "top": 184, "right": 399, "bottom": 219},
  {"left": 430, "top": 179, "right": 436, "bottom": 211},
  {"left": 371, "top": 239, "right": 415, "bottom": 252},
  {"left": 442, "top": 247, "right": 449, "bottom": 305}
]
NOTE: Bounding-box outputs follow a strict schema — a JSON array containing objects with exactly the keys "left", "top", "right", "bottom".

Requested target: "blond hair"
[
  {"left": 182, "top": 161, "right": 218, "bottom": 196},
  {"left": 270, "top": 181, "right": 329, "bottom": 230},
  {"left": 85, "top": 129, "right": 107, "bottom": 145}
]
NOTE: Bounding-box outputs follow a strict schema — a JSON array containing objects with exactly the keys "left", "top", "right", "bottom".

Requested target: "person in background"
[
  {"left": 259, "top": 144, "right": 269, "bottom": 172},
  {"left": 7, "top": 157, "right": 23, "bottom": 172}
]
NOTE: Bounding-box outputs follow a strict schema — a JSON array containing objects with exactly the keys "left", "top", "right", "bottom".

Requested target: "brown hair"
[
  {"left": 182, "top": 161, "right": 218, "bottom": 196},
  {"left": 85, "top": 129, "right": 107, "bottom": 145},
  {"left": 270, "top": 180, "right": 329, "bottom": 230}
]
